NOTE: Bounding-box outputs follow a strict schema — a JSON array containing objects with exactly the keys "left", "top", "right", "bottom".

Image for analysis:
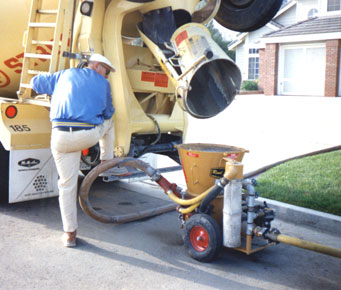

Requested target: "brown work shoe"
[{"left": 62, "top": 231, "right": 77, "bottom": 247}]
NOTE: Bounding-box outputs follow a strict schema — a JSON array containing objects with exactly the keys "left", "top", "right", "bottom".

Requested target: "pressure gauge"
[{"left": 80, "top": 0, "right": 94, "bottom": 17}]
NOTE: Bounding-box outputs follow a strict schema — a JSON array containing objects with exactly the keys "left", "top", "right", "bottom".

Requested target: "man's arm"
[
  {"left": 103, "top": 83, "right": 115, "bottom": 120},
  {"left": 31, "top": 71, "right": 61, "bottom": 95}
]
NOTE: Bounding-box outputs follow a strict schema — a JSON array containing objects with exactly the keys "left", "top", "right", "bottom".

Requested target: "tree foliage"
[{"left": 206, "top": 21, "right": 235, "bottom": 61}]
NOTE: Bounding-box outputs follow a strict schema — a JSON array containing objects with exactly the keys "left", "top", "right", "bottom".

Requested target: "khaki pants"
[{"left": 51, "top": 119, "right": 114, "bottom": 232}]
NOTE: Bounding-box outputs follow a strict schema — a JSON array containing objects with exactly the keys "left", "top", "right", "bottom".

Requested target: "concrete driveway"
[
  {"left": 160, "top": 94, "right": 341, "bottom": 187},
  {"left": 187, "top": 94, "right": 341, "bottom": 172}
]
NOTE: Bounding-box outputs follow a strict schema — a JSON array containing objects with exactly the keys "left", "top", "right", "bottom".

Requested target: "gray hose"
[
  {"left": 244, "top": 145, "right": 341, "bottom": 179},
  {"left": 79, "top": 157, "right": 176, "bottom": 223}
]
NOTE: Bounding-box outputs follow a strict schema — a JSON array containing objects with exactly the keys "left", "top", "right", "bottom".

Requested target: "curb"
[{"left": 257, "top": 197, "right": 341, "bottom": 236}]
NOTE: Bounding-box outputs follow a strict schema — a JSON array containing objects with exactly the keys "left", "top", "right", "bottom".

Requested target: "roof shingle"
[{"left": 263, "top": 15, "right": 341, "bottom": 38}]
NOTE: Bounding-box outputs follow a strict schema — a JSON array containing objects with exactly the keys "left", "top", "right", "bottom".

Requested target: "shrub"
[{"left": 241, "top": 80, "right": 258, "bottom": 91}]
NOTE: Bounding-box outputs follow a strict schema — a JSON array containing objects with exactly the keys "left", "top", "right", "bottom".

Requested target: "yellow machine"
[
  {"left": 78, "top": 143, "right": 341, "bottom": 262},
  {"left": 0, "top": 0, "right": 283, "bottom": 203}
]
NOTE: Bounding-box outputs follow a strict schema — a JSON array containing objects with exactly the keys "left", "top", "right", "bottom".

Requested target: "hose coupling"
[
  {"left": 253, "top": 226, "right": 271, "bottom": 239},
  {"left": 149, "top": 169, "right": 161, "bottom": 182},
  {"left": 264, "top": 228, "right": 281, "bottom": 243},
  {"left": 218, "top": 177, "right": 229, "bottom": 188}
]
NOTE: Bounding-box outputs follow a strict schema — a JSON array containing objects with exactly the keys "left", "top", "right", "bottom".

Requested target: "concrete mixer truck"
[{"left": 0, "top": 0, "right": 283, "bottom": 203}]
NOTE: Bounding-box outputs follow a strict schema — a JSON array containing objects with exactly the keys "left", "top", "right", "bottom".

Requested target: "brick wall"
[
  {"left": 262, "top": 43, "right": 279, "bottom": 96},
  {"left": 258, "top": 48, "right": 265, "bottom": 92},
  {"left": 325, "top": 39, "right": 340, "bottom": 97}
]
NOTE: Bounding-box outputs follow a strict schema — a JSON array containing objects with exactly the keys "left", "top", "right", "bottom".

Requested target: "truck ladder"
[{"left": 17, "top": 0, "right": 74, "bottom": 106}]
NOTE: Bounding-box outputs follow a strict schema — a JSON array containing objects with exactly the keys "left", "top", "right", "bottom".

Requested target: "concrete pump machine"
[{"left": 1, "top": 0, "right": 340, "bottom": 261}]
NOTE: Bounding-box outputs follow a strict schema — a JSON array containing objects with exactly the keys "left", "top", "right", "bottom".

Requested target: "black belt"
[{"left": 53, "top": 126, "right": 94, "bottom": 132}]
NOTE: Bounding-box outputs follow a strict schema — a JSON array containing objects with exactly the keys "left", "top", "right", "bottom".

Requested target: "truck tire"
[
  {"left": 215, "top": 0, "right": 283, "bottom": 32},
  {"left": 0, "top": 143, "right": 9, "bottom": 203}
]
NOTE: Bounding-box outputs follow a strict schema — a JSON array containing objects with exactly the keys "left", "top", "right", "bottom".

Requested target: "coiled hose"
[{"left": 79, "top": 157, "right": 176, "bottom": 223}]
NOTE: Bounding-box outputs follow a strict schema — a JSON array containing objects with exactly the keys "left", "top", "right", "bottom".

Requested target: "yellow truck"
[{"left": 0, "top": 0, "right": 282, "bottom": 203}]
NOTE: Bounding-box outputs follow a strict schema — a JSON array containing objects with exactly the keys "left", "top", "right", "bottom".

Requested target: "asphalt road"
[
  {"left": 1, "top": 94, "right": 341, "bottom": 289},
  {"left": 0, "top": 180, "right": 340, "bottom": 290}
]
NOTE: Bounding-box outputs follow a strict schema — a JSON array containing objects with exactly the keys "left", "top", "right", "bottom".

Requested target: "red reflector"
[
  {"left": 82, "top": 149, "right": 89, "bottom": 156},
  {"left": 5, "top": 105, "right": 17, "bottom": 118}
]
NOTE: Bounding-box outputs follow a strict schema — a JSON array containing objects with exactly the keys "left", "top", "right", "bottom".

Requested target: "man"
[{"left": 31, "top": 53, "right": 116, "bottom": 247}]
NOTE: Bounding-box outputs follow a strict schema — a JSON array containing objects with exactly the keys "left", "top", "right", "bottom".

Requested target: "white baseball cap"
[{"left": 89, "top": 53, "right": 116, "bottom": 72}]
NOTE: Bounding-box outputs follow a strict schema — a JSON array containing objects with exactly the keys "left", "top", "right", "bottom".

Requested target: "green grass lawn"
[{"left": 256, "top": 150, "right": 341, "bottom": 216}]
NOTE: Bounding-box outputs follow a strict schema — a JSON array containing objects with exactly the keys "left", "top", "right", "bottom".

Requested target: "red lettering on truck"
[
  {"left": 4, "top": 53, "right": 24, "bottom": 74},
  {"left": 0, "top": 69, "right": 10, "bottom": 88}
]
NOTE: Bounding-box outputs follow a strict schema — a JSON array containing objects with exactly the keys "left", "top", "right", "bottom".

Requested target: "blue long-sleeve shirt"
[{"left": 31, "top": 68, "right": 115, "bottom": 126}]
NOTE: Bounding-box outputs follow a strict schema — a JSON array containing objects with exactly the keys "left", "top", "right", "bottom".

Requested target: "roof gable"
[
  {"left": 263, "top": 15, "right": 341, "bottom": 38},
  {"left": 262, "top": 15, "right": 341, "bottom": 43}
]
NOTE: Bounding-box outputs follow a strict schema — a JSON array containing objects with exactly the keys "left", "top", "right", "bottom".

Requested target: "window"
[
  {"left": 328, "top": 0, "right": 341, "bottom": 11},
  {"left": 248, "top": 48, "right": 259, "bottom": 80},
  {"left": 249, "top": 48, "right": 259, "bottom": 54}
]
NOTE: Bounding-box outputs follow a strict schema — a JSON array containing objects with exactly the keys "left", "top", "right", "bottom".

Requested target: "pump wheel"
[
  {"left": 184, "top": 214, "right": 222, "bottom": 262},
  {"left": 215, "top": 0, "right": 283, "bottom": 32}
]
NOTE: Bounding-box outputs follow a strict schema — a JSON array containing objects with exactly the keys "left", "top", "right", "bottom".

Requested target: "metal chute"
[{"left": 138, "top": 6, "right": 241, "bottom": 119}]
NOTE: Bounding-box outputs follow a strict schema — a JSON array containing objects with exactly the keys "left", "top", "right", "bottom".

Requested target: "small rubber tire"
[
  {"left": 215, "top": 0, "right": 283, "bottom": 32},
  {"left": 0, "top": 142, "right": 9, "bottom": 203},
  {"left": 184, "top": 214, "right": 222, "bottom": 262}
]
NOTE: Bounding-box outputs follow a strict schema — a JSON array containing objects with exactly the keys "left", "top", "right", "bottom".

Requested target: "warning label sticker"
[
  {"left": 141, "top": 71, "right": 169, "bottom": 88},
  {"left": 226, "top": 153, "right": 239, "bottom": 160},
  {"left": 154, "top": 73, "right": 168, "bottom": 88},
  {"left": 141, "top": 71, "right": 155, "bottom": 82},
  {"left": 175, "top": 30, "right": 188, "bottom": 46},
  {"left": 186, "top": 152, "right": 199, "bottom": 158}
]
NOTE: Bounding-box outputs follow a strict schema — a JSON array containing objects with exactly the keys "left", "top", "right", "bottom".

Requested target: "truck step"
[
  {"left": 29, "top": 22, "right": 56, "bottom": 28},
  {"left": 32, "top": 40, "right": 56, "bottom": 46},
  {"left": 24, "top": 53, "right": 52, "bottom": 59},
  {"left": 37, "top": 9, "right": 58, "bottom": 14},
  {"left": 28, "top": 70, "right": 49, "bottom": 75},
  {"left": 20, "top": 83, "right": 32, "bottom": 89}
]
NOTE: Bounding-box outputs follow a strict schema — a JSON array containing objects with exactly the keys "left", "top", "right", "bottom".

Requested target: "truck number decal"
[{"left": 9, "top": 125, "right": 31, "bottom": 132}]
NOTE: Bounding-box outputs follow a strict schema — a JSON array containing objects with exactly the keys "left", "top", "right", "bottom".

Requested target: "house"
[{"left": 228, "top": 0, "right": 341, "bottom": 97}]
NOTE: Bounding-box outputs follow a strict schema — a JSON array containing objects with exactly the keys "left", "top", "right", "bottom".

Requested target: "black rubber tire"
[
  {"left": 81, "top": 144, "right": 100, "bottom": 166},
  {"left": 215, "top": 0, "right": 283, "bottom": 32},
  {"left": 0, "top": 143, "right": 9, "bottom": 203},
  {"left": 184, "top": 214, "right": 222, "bottom": 262},
  {"left": 80, "top": 143, "right": 101, "bottom": 175}
]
